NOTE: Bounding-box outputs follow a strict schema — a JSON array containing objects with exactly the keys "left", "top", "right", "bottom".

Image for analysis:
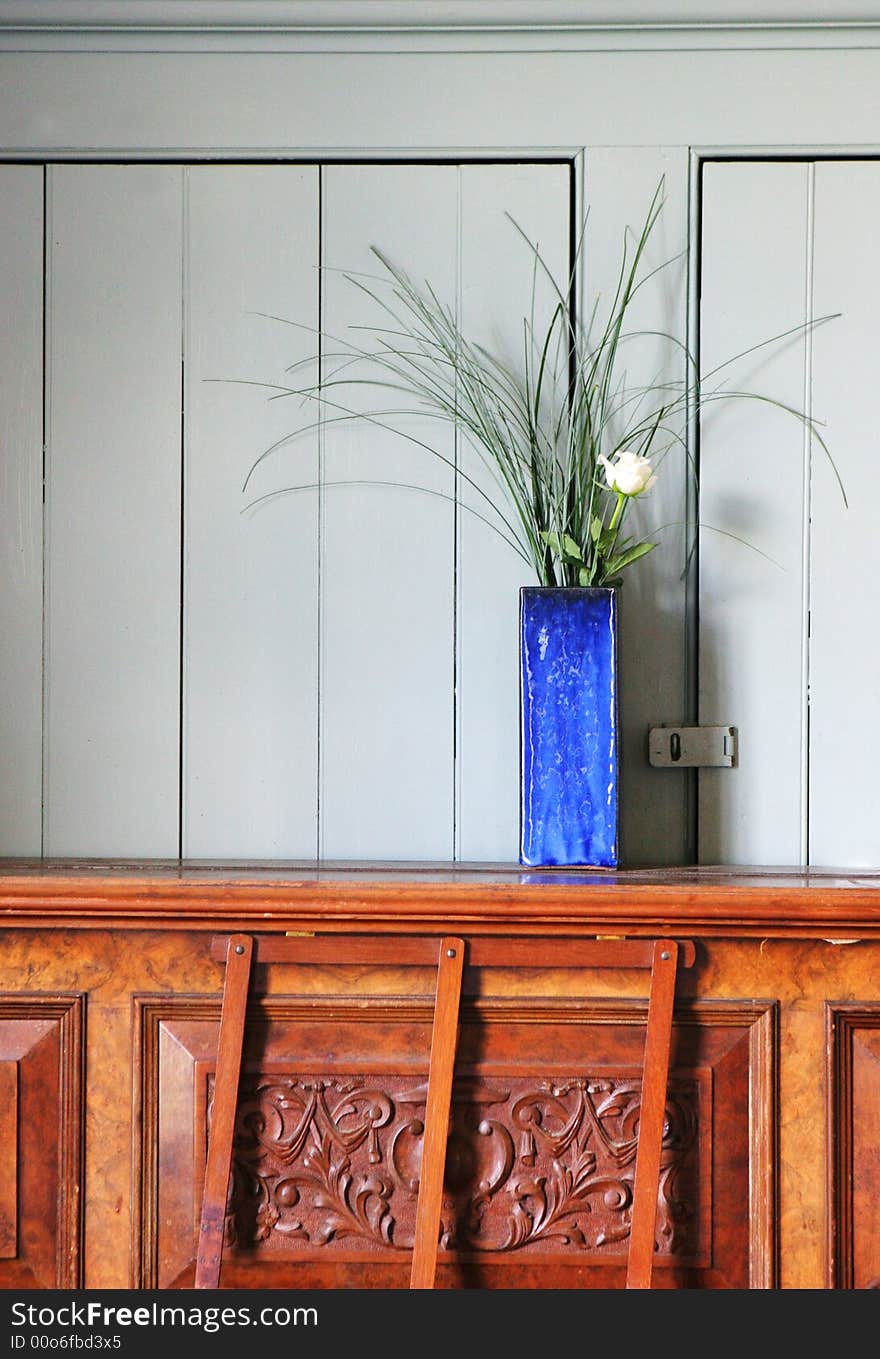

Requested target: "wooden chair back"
[{"left": 196, "top": 931, "right": 695, "bottom": 1290}]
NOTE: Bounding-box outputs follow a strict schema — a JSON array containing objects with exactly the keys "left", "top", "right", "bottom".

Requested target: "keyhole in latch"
[{"left": 670, "top": 731, "right": 682, "bottom": 762}]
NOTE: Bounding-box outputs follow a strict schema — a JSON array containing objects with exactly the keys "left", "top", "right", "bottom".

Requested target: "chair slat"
[
  {"left": 409, "top": 937, "right": 465, "bottom": 1289},
  {"left": 194, "top": 934, "right": 253, "bottom": 1290},
  {"left": 197, "top": 929, "right": 692, "bottom": 1291},
  {"left": 625, "top": 940, "right": 679, "bottom": 1289}
]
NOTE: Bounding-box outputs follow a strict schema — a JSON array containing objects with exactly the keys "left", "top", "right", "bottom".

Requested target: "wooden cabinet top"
[{"left": 1, "top": 859, "right": 879, "bottom": 938}]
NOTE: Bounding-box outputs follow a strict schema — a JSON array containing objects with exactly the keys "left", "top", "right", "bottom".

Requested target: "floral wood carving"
[{"left": 210, "top": 1071, "right": 701, "bottom": 1259}]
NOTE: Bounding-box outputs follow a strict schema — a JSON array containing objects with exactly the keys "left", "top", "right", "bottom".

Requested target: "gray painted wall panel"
[
  {"left": 44, "top": 164, "right": 182, "bottom": 855},
  {"left": 456, "top": 161, "right": 571, "bottom": 862},
  {"left": 699, "top": 161, "right": 810, "bottom": 866},
  {"left": 0, "top": 165, "right": 43, "bottom": 854},
  {"left": 581, "top": 147, "right": 691, "bottom": 867},
  {"left": 320, "top": 164, "right": 458, "bottom": 859},
  {"left": 183, "top": 165, "right": 320, "bottom": 858},
  {"left": 810, "top": 161, "right": 880, "bottom": 867}
]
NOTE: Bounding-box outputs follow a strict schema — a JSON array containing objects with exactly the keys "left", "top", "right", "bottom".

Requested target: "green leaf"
[
  {"left": 603, "top": 540, "right": 657, "bottom": 576},
  {"left": 540, "top": 529, "right": 583, "bottom": 562},
  {"left": 589, "top": 517, "right": 618, "bottom": 553},
  {"left": 577, "top": 565, "right": 593, "bottom": 587}
]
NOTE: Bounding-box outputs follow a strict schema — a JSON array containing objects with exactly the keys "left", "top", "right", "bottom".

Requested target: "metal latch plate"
[{"left": 648, "top": 725, "right": 737, "bottom": 768}]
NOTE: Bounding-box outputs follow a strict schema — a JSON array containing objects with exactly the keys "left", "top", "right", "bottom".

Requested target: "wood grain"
[
  {"left": 195, "top": 934, "right": 253, "bottom": 1288},
  {"left": 626, "top": 940, "right": 679, "bottom": 1288},
  {"left": 0, "top": 1062, "right": 17, "bottom": 1257},
  {"left": 826, "top": 1002, "right": 880, "bottom": 1289},
  {"left": 1, "top": 865, "right": 879, "bottom": 1289},
  {"left": 0, "top": 994, "right": 84, "bottom": 1288},
  {"left": 132, "top": 991, "right": 766, "bottom": 1289},
  {"left": 409, "top": 937, "right": 464, "bottom": 1288},
  {"left": 0, "top": 862, "right": 879, "bottom": 935}
]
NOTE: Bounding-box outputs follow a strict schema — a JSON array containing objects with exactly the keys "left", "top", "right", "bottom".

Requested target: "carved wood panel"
[
  {"left": 827, "top": 1003, "right": 880, "bottom": 1289},
  {"left": 135, "top": 994, "right": 775, "bottom": 1288},
  {"left": 0, "top": 995, "right": 85, "bottom": 1288},
  {"left": 219, "top": 1068, "right": 705, "bottom": 1261}
]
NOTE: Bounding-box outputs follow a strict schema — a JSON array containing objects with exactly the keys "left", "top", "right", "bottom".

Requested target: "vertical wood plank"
[
  {"left": 626, "top": 940, "right": 678, "bottom": 1288},
  {"left": 457, "top": 161, "right": 570, "bottom": 862},
  {"left": 320, "top": 165, "right": 457, "bottom": 860},
  {"left": 45, "top": 165, "right": 182, "bottom": 856},
  {"left": 0, "top": 166, "right": 43, "bottom": 855},
  {"left": 409, "top": 936, "right": 464, "bottom": 1289},
  {"left": 0, "top": 1061, "right": 17, "bottom": 1256},
  {"left": 810, "top": 162, "right": 878, "bottom": 867},
  {"left": 698, "top": 161, "right": 810, "bottom": 866},
  {"left": 184, "top": 166, "right": 320, "bottom": 858},
  {"left": 580, "top": 148, "right": 691, "bottom": 867},
  {"left": 195, "top": 933, "right": 253, "bottom": 1289}
]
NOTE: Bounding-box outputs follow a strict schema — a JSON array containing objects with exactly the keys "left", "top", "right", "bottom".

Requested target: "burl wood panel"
[
  {"left": 0, "top": 995, "right": 84, "bottom": 1287},
  {"left": 0, "top": 1062, "right": 17, "bottom": 1257},
  {"left": 827, "top": 1003, "right": 880, "bottom": 1289},
  {"left": 135, "top": 993, "right": 774, "bottom": 1289},
  {"left": 3, "top": 867, "right": 880, "bottom": 1290}
]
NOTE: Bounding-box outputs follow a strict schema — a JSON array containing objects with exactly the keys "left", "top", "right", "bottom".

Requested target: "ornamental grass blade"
[{"left": 211, "top": 174, "right": 844, "bottom": 592}]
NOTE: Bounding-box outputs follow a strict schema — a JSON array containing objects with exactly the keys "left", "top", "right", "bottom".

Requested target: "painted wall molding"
[{"left": 4, "top": 1, "right": 880, "bottom": 51}]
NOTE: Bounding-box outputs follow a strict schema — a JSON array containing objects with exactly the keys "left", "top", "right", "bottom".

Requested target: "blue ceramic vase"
[{"left": 519, "top": 586, "right": 619, "bottom": 868}]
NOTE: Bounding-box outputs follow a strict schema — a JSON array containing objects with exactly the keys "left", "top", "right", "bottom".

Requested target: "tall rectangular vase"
[{"left": 519, "top": 586, "right": 619, "bottom": 868}]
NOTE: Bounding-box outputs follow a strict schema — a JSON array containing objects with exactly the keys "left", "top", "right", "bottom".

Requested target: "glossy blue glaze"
[{"left": 519, "top": 587, "right": 619, "bottom": 868}]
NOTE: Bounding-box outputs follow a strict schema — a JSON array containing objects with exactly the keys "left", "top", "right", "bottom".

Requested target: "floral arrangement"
[{"left": 242, "top": 179, "right": 843, "bottom": 587}]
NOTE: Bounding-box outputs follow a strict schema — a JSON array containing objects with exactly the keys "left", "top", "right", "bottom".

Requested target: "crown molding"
[
  {"left": 4, "top": 3, "right": 880, "bottom": 29},
  {"left": 3, "top": 2, "right": 880, "bottom": 51}
]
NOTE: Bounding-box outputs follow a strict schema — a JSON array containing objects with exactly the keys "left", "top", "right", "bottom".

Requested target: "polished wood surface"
[
  {"left": 0, "top": 993, "right": 84, "bottom": 1287},
  {"left": 626, "top": 941, "right": 680, "bottom": 1290},
  {"left": 194, "top": 934, "right": 253, "bottom": 1290},
  {"left": 198, "top": 931, "right": 692, "bottom": 1289},
  {"left": 409, "top": 938, "right": 464, "bottom": 1290},
  {"left": 1, "top": 861, "right": 879, "bottom": 1289},
  {"left": 1, "top": 861, "right": 879, "bottom": 935}
]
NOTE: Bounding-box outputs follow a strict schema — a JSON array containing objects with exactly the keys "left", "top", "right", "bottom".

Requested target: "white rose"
[{"left": 599, "top": 450, "right": 658, "bottom": 496}]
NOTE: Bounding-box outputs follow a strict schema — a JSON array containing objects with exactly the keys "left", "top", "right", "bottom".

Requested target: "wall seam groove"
[
  {"left": 316, "top": 163, "right": 324, "bottom": 860},
  {"left": 686, "top": 148, "right": 702, "bottom": 865},
  {"left": 40, "top": 163, "right": 49, "bottom": 859},
  {"left": 178, "top": 166, "right": 188, "bottom": 861},
  {"left": 801, "top": 161, "right": 815, "bottom": 868},
  {"left": 456, "top": 161, "right": 464, "bottom": 858}
]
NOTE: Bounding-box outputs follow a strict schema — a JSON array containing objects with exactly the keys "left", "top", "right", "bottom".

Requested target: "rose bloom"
[{"left": 598, "top": 450, "right": 658, "bottom": 496}]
